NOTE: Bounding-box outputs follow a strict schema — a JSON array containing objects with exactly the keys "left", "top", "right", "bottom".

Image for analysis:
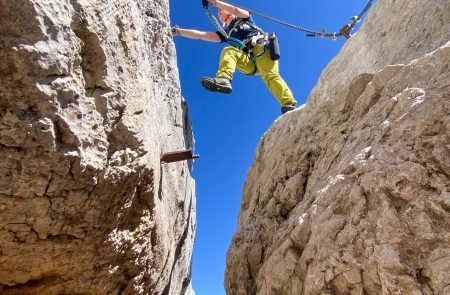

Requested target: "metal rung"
[{"left": 161, "top": 149, "right": 200, "bottom": 163}]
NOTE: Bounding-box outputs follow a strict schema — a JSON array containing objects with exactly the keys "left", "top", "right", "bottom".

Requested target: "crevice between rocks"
[
  {"left": 161, "top": 192, "right": 194, "bottom": 295},
  {"left": 0, "top": 276, "right": 62, "bottom": 293}
]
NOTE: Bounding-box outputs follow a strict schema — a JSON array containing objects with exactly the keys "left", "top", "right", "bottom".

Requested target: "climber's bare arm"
[
  {"left": 176, "top": 28, "right": 221, "bottom": 42},
  {"left": 210, "top": 0, "right": 250, "bottom": 19}
]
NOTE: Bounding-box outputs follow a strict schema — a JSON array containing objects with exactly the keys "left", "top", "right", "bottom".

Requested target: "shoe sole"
[
  {"left": 200, "top": 79, "right": 232, "bottom": 94},
  {"left": 281, "top": 105, "right": 296, "bottom": 114}
]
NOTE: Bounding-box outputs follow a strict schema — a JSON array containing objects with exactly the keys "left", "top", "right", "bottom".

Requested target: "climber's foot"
[
  {"left": 200, "top": 77, "right": 232, "bottom": 94},
  {"left": 281, "top": 104, "right": 296, "bottom": 114}
]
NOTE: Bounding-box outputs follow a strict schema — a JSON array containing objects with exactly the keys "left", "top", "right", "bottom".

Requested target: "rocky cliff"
[
  {"left": 0, "top": 0, "right": 195, "bottom": 294},
  {"left": 226, "top": 0, "right": 449, "bottom": 294}
]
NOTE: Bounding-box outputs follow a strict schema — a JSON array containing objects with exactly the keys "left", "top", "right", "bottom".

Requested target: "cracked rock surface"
[
  {"left": 226, "top": 0, "right": 449, "bottom": 294},
  {"left": 0, "top": 0, "right": 195, "bottom": 294}
]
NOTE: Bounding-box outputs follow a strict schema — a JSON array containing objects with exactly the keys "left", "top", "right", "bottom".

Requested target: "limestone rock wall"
[
  {"left": 226, "top": 0, "right": 449, "bottom": 294},
  {"left": 0, "top": 0, "right": 195, "bottom": 294}
]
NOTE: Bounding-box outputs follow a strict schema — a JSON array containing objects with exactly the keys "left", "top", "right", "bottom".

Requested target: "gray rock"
[
  {"left": 226, "top": 0, "right": 450, "bottom": 294},
  {"left": 0, "top": 0, "right": 195, "bottom": 294}
]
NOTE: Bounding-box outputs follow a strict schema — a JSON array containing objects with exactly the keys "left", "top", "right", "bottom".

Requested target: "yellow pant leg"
[
  {"left": 254, "top": 47, "right": 296, "bottom": 106},
  {"left": 216, "top": 46, "right": 257, "bottom": 80}
]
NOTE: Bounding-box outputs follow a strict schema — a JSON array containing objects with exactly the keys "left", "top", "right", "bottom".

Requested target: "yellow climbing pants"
[{"left": 216, "top": 45, "right": 297, "bottom": 106}]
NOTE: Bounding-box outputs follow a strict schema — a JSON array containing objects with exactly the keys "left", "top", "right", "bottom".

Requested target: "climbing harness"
[{"left": 204, "top": 0, "right": 373, "bottom": 40}]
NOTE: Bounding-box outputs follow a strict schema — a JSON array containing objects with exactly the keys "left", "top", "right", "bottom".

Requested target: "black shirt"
[{"left": 216, "top": 15, "right": 262, "bottom": 43}]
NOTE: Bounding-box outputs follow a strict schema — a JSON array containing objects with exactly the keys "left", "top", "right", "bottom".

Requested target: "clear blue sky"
[{"left": 169, "top": 1, "right": 371, "bottom": 294}]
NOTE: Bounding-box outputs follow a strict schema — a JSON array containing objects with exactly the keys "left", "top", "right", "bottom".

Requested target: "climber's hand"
[
  {"left": 202, "top": 0, "right": 217, "bottom": 8},
  {"left": 171, "top": 26, "right": 180, "bottom": 36}
]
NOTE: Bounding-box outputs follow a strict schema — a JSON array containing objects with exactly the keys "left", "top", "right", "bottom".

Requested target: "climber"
[{"left": 172, "top": 0, "right": 297, "bottom": 114}]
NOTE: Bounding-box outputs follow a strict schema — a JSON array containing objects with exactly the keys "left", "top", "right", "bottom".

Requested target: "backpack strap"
[
  {"left": 226, "top": 18, "right": 243, "bottom": 34},
  {"left": 228, "top": 18, "right": 265, "bottom": 35}
]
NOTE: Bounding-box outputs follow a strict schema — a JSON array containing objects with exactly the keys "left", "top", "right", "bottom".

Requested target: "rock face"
[
  {"left": 226, "top": 0, "right": 449, "bottom": 294},
  {"left": 0, "top": 0, "right": 195, "bottom": 294}
]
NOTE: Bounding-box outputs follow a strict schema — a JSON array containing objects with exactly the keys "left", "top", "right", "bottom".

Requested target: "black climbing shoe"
[
  {"left": 200, "top": 77, "right": 232, "bottom": 94},
  {"left": 281, "top": 104, "right": 296, "bottom": 114}
]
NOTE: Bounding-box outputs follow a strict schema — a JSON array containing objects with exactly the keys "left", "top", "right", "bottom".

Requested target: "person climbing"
[{"left": 172, "top": 0, "right": 297, "bottom": 114}]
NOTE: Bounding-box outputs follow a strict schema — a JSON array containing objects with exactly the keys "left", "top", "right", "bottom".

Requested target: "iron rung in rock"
[{"left": 161, "top": 149, "right": 200, "bottom": 163}]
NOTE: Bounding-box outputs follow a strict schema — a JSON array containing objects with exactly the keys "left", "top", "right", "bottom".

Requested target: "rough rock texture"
[
  {"left": 226, "top": 0, "right": 449, "bottom": 294},
  {"left": 0, "top": 0, "right": 195, "bottom": 294}
]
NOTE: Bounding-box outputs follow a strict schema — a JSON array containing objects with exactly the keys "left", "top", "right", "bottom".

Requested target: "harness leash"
[
  {"left": 204, "top": 8, "right": 245, "bottom": 47},
  {"left": 206, "top": 0, "right": 373, "bottom": 40},
  {"left": 204, "top": 8, "right": 266, "bottom": 48},
  {"left": 204, "top": 6, "right": 267, "bottom": 61}
]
